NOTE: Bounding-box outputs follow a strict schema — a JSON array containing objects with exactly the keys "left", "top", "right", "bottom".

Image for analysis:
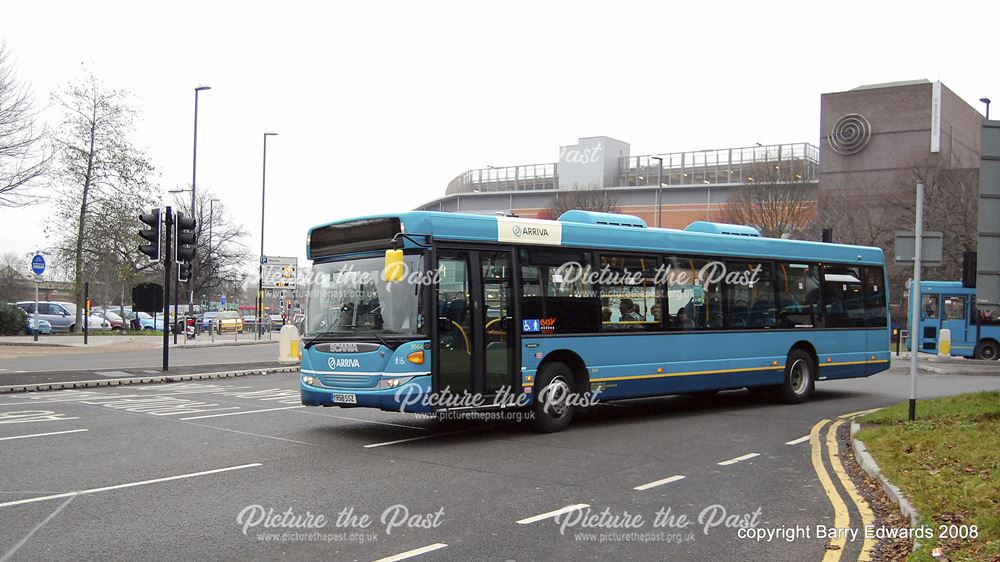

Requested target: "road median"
[
  {"left": 854, "top": 392, "right": 1000, "bottom": 561},
  {"left": 0, "top": 363, "right": 299, "bottom": 394}
]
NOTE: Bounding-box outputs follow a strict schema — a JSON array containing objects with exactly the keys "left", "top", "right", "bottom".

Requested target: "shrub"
[{"left": 0, "top": 304, "right": 27, "bottom": 336}]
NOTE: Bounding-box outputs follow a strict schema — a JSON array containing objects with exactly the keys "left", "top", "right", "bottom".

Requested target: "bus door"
[
  {"left": 918, "top": 293, "right": 940, "bottom": 352},
  {"left": 434, "top": 248, "right": 517, "bottom": 402},
  {"left": 941, "top": 294, "right": 970, "bottom": 353}
]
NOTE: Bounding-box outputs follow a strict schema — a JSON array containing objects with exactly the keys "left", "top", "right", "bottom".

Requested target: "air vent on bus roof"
[
  {"left": 684, "top": 221, "right": 761, "bottom": 237},
  {"left": 557, "top": 210, "right": 646, "bottom": 228}
]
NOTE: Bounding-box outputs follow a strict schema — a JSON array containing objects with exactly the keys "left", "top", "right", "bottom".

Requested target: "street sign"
[
  {"left": 262, "top": 256, "right": 297, "bottom": 290},
  {"left": 894, "top": 231, "right": 943, "bottom": 265},
  {"left": 34, "top": 274, "right": 43, "bottom": 284},
  {"left": 220, "top": 294, "right": 227, "bottom": 305},
  {"left": 31, "top": 254, "right": 45, "bottom": 275}
]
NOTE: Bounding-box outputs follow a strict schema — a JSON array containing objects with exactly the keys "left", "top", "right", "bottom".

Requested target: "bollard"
[
  {"left": 279, "top": 324, "right": 300, "bottom": 363},
  {"left": 938, "top": 328, "right": 951, "bottom": 357}
]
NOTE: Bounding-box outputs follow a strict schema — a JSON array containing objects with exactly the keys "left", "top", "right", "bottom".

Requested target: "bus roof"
[
  {"left": 308, "top": 211, "right": 885, "bottom": 265},
  {"left": 917, "top": 281, "right": 972, "bottom": 294}
]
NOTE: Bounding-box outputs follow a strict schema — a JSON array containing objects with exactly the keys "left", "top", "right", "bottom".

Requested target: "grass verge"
[{"left": 857, "top": 392, "right": 1000, "bottom": 561}]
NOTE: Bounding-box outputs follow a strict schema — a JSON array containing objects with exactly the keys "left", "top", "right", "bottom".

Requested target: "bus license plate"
[{"left": 333, "top": 394, "right": 357, "bottom": 404}]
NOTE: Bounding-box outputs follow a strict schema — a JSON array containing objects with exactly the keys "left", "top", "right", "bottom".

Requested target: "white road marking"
[
  {"left": 180, "top": 422, "right": 319, "bottom": 446},
  {"left": 717, "top": 453, "right": 760, "bottom": 466},
  {"left": 517, "top": 503, "right": 589, "bottom": 525},
  {"left": 633, "top": 474, "right": 685, "bottom": 491},
  {"left": 363, "top": 424, "right": 506, "bottom": 448},
  {"left": 0, "top": 463, "right": 262, "bottom": 509},
  {"left": 372, "top": 543, "right": 448, "bottom": 562},
  {"left": 179, "top": 405, "right": 304, "bottom": 421},
  {"left": 785, "top": 435, "right": 811, "bottom": 445},
  {"left": 0, "top": 429, "right": 89, "bottom": 442},
  {"left": 0, "top": 495, "right": 76, "bottom": 562},
  {"left": 838, "top": 407, "right": 882, "bottom": 419}
]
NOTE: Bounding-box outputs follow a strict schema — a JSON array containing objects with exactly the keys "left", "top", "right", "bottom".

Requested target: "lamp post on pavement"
[
  {"left": 650, "top": 156, "right": 663, "bottom": 228},
  {"left": 257, "top": 132, "right": 278, "bottom": 339},
  {"left": 191, "top": 86, "right": 210, "bottom": 321},
  {"left": 981, "top": 97, "right": 991, "bottom": 120}
]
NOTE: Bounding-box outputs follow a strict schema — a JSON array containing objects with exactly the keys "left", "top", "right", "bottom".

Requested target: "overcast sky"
[{"left": 1, "top": 0, "right": 996, "bottom": 276}]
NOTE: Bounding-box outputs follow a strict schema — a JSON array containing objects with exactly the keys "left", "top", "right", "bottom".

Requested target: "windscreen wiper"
[{"left": 343, "top": 324, "right": 390, "bottom": 348}]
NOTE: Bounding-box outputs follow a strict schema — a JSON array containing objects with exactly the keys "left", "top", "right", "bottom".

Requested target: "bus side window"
[
  {"left": 519, "top": 248, "right": 601, "bottom": 334},
  {"left": 863, "top": 266, "right": 887, "bottom": 327},
  {"left": 776, "top": 263, "right": 820, "bottom": 328},
  {"left": 821, "top": 265, "right": 865, "bottom": 328},
  {"left": 921, "top": 295, "right": 939, "bottom": 319},
  {"left": 943, "top": 296, "right": 965, "bottom": 320}
]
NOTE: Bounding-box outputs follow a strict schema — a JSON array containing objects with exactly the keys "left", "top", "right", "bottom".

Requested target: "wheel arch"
[
  {"left": 538, "top": 349, "right": 590, "bottom": 393},
  {"left": 788, "top": 340, "right": 818, "bottom": 367}
]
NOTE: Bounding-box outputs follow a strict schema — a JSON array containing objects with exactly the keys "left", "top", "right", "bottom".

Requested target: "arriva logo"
[
  {"left": 512, "top": 225, "right": 549, "bottom": 238},
  {"left": 328, "top": 357, "right": 361, "bottom": 369}
]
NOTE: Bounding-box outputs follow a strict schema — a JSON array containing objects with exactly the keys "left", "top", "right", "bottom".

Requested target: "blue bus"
[
  {"left": 907, "top": 280, "right": 1000, "bottom": 360},
  {"left": 300, "top": 211, "right": 891, "bottom": 431}
]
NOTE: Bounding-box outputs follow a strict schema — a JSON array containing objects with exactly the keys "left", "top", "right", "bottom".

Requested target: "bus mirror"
[{"left": 384, "top": 249, "right": 404, "bottom": 283}]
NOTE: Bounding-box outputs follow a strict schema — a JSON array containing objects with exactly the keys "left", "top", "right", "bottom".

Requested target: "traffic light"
[
  {"left": 177, "top": 261, "right": 192, "bottom": 283},
  {"left": 962, "top": 251, "right": 977, "bottom": 288},
  {"left": 175, "top": 211, "right": 196, "bottom": 263},
  {"left": 139, "top": 209, "right": 161, "bottom": 261}
]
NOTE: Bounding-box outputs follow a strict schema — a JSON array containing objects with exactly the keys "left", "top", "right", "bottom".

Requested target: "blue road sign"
[
  {"left": 31, "top": 254, "right": 45, "bottom": 275},
  {"left": 220, "top": 294, "right": 227, "bottom": 305}
]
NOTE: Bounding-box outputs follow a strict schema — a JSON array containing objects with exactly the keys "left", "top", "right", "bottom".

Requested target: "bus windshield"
[{"left": 305, "top": 254, "right": 423, "bottom": 339}]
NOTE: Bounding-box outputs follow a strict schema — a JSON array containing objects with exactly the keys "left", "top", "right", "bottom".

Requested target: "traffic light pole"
[{"left": 163, "top": 206, "right": 173, "bottom": 372}]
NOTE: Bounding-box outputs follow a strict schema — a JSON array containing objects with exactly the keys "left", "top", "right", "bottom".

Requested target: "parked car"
[
  {"left": 14, "top": 301, "right": 111, "bottom": 332},
  {"left": 15, "top": 301, "right": 74, "bottom": 332},
  {"left": 25, "top": 317, "right": 52, "bottom": 335},
  {"left": 98, "top": 310, "right": 126, "bottom": 331},
  {"left": 216, "top": 311, "right": 243, "bottom": 333},
  {"left": 124, "top": 310, "right": 155, "bottom": 331}
]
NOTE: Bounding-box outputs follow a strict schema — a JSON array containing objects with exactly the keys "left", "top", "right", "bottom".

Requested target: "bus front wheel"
[
  {"left": 780, "top": 350, "right": 815, "bottom": 404},
  {"left": 531, "top": 362, "right": 576, "bottom": 433},
  {"left": 975, "top": 340, "right": 1000, "bottom": 360}
]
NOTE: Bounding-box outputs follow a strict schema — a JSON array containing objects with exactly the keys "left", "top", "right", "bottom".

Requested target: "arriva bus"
[
  {"left": 300, "top": 211, "right": 891, "bottom": 431},
  {"left": 907, "top": 280, "right": 1000, "bottom": 360}
]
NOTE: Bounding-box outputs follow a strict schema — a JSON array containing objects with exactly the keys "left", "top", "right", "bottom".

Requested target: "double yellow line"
[{"left": 809, "top": 416, "right": 876, "bottom": 562}]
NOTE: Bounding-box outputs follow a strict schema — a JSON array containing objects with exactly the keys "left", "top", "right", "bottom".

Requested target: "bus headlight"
[
  {"left": 379, "top": 376, "right": 414, "bottom": 390},
  {"left": 302, "top": 375, "right": 318, "bottom": 386}
]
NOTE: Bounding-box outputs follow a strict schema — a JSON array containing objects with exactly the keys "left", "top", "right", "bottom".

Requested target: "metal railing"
[
  {"left": 622, "top": 143, "right": 819, "bottom": 187},
  {"left": 446, "top": 162, "right": 558, "bottom": 194}
]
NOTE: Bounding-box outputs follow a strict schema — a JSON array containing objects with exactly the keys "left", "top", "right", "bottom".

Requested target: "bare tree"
[
  {"left": 722, "top": 161, "right": 816, "bottom": 238},
  {"left": 0, "top": 251, "right": 30, "bottom": 303},
  {"left": 897, "top": 157, "right": 979, "bottom": 282},
  {"left": 170, "top": 188, "right": 251, "bottom": 305},
  {"left": 818, "top": 184, "right": 908, "bottom": 248},
  {"left": 50, "top": 73, "right": 155, "bottom": 332},
  {"left": 544, "top": 184, "right": 621, "bottom": 219},
  {"left": 0, "top": 43, "right": 50, "bottom": 207}
]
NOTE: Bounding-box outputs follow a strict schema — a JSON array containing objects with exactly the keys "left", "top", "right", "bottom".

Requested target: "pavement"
[
  {"left": 1, "top": 363, "right": 999, "bottom": 561},
  {"left": 0, "top": 332, "right": 282, "bottom": 348}
]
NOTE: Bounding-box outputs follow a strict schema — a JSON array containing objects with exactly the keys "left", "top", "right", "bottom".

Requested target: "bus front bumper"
[{"left": 300, "top": 374, "right": 433, "bottom": 413}]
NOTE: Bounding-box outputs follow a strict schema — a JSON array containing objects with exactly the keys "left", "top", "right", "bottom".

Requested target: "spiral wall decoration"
[{"left": 828, "top": 114, "right": 872, "bottom": 155}]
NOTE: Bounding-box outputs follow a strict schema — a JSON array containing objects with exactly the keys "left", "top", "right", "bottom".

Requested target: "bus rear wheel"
[
  {"left": 780, "top": 350, "right": 815, "bottom": 404},
  {"left": 975, "top": 340, "right": 1000, "bottom": 360},
  {"left": 531, "top": 362, "right": 576, "bottom": 433}
]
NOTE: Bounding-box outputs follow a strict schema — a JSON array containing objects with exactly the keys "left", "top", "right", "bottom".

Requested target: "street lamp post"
[
  {"left": 258, "top": 132, "right": 278, "bottom": 338},
  {"left": 981, "top": 97, "right": 991, "bottom": 120},
  {"left": 650, "top": 156, "right": 663, "bottom": 227},
  {"left": 191, "top": 85, "right": 210, "bottom": 322}
]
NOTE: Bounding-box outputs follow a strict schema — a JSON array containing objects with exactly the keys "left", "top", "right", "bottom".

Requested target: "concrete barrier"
[
  {"left": 279, "top": 324, "right": 300, "bottom": 363},
  {"left": 938, "top": 328, "right": 951, "bottom": 357}
]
